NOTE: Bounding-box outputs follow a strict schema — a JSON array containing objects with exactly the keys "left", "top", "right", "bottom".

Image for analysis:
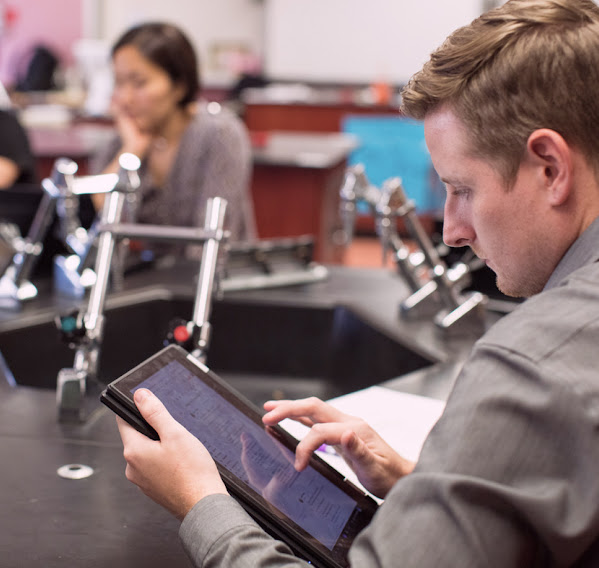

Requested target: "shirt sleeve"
[
  {"left": 88, "top": 133, "right": 122, "bottom": 175},
  {"left": 179, "top": 494, "right": 309, "bottom": 567}
]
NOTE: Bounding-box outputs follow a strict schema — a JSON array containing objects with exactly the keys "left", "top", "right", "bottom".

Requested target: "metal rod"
[
  {"left": 13, "top": 188, "right": 58, "bottom": 286},
  {"left": 193, "top": 197, "right": 227, "bottom": 327},
  {"left": 190, "top": 198, "right": 228, "bottom": 360},
  {"left": 84, "top": 190, "right": 125, "bottom": 335},
  {"left": 389, "top": 234, "right": 422, "bottom": 292},
  {"left": 98, "top": 222, "right": 226, "bottom": 243}
]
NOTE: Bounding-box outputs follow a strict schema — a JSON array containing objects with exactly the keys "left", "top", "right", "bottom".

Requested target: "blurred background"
[{"left": 0, "top": 0, "right": 506, "bottom": 270}]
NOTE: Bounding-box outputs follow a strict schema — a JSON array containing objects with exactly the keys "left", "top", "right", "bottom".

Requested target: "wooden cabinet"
[
  {"left": 244, "top": 101, "right": 398, "bottom": 133},
  {"left": 251, "top": 160, "right": 347, "bottom": 263},
  {"left": 250, "top": 132, "right": 357, "bottom": 263}
]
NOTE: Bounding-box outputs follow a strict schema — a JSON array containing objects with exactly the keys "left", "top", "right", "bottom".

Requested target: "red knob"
[{"left": 173, "top": 325, "right": 190, "bottom": 343}]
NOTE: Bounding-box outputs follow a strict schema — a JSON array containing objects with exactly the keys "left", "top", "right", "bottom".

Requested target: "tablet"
[{"left": 100, "top": 344, "right": 378, "bottom": 568}]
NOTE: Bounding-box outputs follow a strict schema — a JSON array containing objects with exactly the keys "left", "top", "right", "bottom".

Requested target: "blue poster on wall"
[{"left": 342, "top": 115, "right": 445, "bottom": 214}]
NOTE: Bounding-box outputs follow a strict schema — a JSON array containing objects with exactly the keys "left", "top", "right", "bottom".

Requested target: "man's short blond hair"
[{"left": 401, "top": 0, "right": 599, "bottom": 184}]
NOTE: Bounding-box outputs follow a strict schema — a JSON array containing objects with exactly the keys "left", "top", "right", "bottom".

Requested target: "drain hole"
[{"left": 57, "top": 463, "right": 94, "bottom": 480}]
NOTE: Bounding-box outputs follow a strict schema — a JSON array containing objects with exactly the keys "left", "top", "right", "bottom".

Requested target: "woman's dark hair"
[{"left": 112, "top": 22, "right": 201, "bottom": 106}]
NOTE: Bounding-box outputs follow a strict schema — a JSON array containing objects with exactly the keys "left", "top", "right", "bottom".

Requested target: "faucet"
[
  {"left": 51, "top": 159, "right": 123, "bottom": 298},
  {"left": 56, "top": 153, "right": 141, "bottom": 422},
  {"left": 0, "top": 157, "right": 119, "bottom": 308},
  {"left": 339, "top": 164, "right": 486, "bottom": 333},
  {"left": 339, "top": 165, "right": 424, "bottom": 293},
  {"left": 56, "top": 153, "right": 229, "bottom": 421},
  {"left": 0, "top": 160, "right": 74, "bottom": 309}
]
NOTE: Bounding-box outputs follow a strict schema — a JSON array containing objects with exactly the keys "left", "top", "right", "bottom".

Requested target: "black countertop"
[{"left": 0, "top": 262, "right": 495, "bottom": 567}]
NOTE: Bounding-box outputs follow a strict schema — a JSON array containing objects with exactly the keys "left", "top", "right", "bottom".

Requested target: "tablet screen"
[{"left": 132, "top": 357, "right": 363, "bottom": 552}]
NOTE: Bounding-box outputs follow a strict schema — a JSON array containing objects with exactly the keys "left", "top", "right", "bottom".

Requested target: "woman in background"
[{"left": 92, "top": 22, "right": 256, "bottom": 251}]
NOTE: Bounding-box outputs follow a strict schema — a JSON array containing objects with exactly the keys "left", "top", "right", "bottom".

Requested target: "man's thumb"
[{"left": 134, "top": 388, "right": 175, "bottom": 435}]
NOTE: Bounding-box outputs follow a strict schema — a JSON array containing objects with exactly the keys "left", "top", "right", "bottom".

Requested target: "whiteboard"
[
  {"left": 264, "top": 0, "right": 482, "bottom": 84},
  {"left": 100, "top": 0, "right": 264, "bottom": 85}
]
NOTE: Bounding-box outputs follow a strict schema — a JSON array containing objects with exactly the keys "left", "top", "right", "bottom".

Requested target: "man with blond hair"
[{"left": 116, "top": 1, "right": 599, "bottom": 565}]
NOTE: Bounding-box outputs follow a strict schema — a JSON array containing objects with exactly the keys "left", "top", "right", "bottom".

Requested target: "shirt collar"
[{"left": 544, "top": 215, "right": 599, "bottom": 291}]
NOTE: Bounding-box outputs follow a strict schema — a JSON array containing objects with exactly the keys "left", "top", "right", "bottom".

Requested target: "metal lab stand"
[
  {"left": 56, "top": 154, "right": 228, "bottom": 422},
  {"left": 339, "top": 164, "right": 486, "bottom": 333}
]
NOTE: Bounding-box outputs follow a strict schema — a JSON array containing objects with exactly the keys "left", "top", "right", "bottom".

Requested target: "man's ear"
[{"left": 526, "top": 129, "right": 572, "bottom": 206}]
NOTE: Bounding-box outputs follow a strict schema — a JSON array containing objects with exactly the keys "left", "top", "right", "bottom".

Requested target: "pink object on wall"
[{"left": 0, "top": 0, "right": 82, "bottom": 88}]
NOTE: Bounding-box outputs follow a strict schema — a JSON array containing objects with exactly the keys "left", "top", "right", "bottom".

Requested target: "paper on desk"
[{"left": 279, "top": 386, "right": 446, "bottom": 497}]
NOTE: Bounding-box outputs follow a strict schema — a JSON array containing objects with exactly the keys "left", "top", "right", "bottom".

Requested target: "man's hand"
[
  {"left": 117, "top": 388, "right": 228, "bottom": 520},
  {"left": 263, "top": 397, "right": 415, "bottom": 499}
]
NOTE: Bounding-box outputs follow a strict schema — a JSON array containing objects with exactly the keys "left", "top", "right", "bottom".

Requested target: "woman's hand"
[
  {"left": 117, "top": 389, "right": 228, "bottom": 520},
  {"left": 111, "top": 101, "right": 153, "bottom": 159},
  {"left": 263, "top": 397, "right": 415, "bottom": 499}
]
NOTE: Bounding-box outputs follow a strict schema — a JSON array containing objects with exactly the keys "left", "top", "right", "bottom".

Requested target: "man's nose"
[{"left": 442, "top": 206, "right": 474, "bottom": 248}]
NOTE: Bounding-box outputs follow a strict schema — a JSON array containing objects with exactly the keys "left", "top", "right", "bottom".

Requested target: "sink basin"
[{"left": 0, "top": 291, "right": 437, "bottom": 406}]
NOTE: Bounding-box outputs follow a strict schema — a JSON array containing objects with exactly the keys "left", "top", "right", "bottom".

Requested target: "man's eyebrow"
[
  {"left": 440, "top": 176, "right": 469, "bottom": 186},
  {"left": 440, "top": 177, "right": 457, "bottom": 186}
]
